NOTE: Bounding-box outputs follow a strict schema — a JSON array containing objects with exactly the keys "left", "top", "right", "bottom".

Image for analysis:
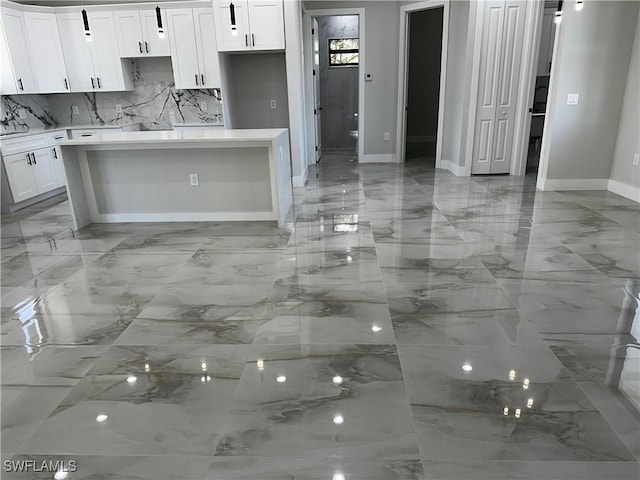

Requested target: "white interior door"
[
  {"left": 490, "top": 0, "right": 527, "bottom": 174},
  {"left": 167, "top": 9, "right": 199, "bottom": 89},
  {"left": 23, "top": 12, "right": 69, "bottom": 93},
  {"left": 193, "top": 8, "right": 221, "bottom": 88},
  {"left": 141, "top": 8, "right": 170, "bottom": 57},
  {"left": 247, "top": 0, "right": 285, "bottom": 50},
  {"left": 56, "top": 13, "right": 95, "bottom": 92},
  {"left": 472, "top": 0, "right": 505, "bottom": 174},
  {"left": 312, "top": 18, "right": 322, "bottom": 162}
]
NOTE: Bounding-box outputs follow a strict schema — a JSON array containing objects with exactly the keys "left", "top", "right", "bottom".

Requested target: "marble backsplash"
[{"left": 1, "top": 57, "right": 223, "bottom": 134}]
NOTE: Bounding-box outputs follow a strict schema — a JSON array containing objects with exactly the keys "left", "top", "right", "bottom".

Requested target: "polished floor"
[{"left": 1, "top": 152, "right": 639, "bottom": 479}]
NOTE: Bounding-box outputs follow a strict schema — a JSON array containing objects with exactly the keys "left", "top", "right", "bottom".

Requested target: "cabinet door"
[
  {"left": 23, "top": 12, "right": 70, "bottom": 93},
  {"left": 31, "top": 148, "right": 58, "bottom": 193},
  {"left": 167, "top": 9, "right": 199, "bottom": 89},
  {"left": 57, "top": 13, "right": 95, "bottom": 92},
  {"left": 140, "top": 8, "right": 170, "bottom": 57},
  {"left": 193, "top": 8, "right": 221, "bottom": 88},
  {"left": 213, "top": 0, "right": 250, "bottom": 52},
  {"left": 248, "top": 0, "right": 284, "bottom": 50},
  {"left": 0, "top": 9, "right": 36, "bottom": 93},
  {"left": 50, "top": 145, "right": 66, "bottom": 188},
  {"left": 89, "top": 11, "right": 128, "bottom": 91},
  {"left": 114, "top": 10, "right": 144, "bottom": 57},
  {"left": 0, "top": 21, "right": 17, "bottom": 94},
  {"left": 3, "top": 152, "right": 37, "bottom": 203}
]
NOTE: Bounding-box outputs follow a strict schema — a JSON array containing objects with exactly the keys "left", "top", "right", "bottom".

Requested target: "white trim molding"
[
  {"left": 292, "top": 165, "right": 309, "bottom": 188},
  {"left": 438, "top": 159, "right": 466, "bottom": 176},
  {"left": 361, "top": 154, "right": 398, "bottom": 163},
  {"left": 608, "top": 180, "right": 640, "bottom": 203},
  {"left": 537, "top": 178, "right": 609, "bottom": 191}
]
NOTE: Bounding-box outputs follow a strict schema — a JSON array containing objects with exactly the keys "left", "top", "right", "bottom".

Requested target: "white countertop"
[
  {"left": 59, "top": 128, "right": 288, "bottom": 146},
  {"left": 0, "top": 123, "right": 141, "bottom": 140}
]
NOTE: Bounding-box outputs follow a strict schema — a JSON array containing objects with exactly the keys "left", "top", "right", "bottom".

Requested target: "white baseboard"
[
  {"left": 537, "top": 178, "right": 609, "bottom": 191},
  {"left": 292, "top": 165, "right": 308, "bottom": 187},
  {"left": 608, "top": 179, "right": 640, "bottom": 203},
  {"left": 438, "top": 159, "right": 467, "bottom": 176},
  {"left": 360, "top": 153, "right": 398, "bottom": 163},
  {"left": 93, "top": 212, "right": 278, "bottom": 223}
]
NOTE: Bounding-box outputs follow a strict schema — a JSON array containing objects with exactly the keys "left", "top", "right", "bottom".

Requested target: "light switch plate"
[
  {"left": 633, "top": 153, "right": 639, "bottom": 166},
  {"left": 72, "top": 105, "right": 80, "bottom": 115},
  {"left": 270, "top": 99, "right": 277, "bottom": 109},
  {"left": 18, "top": 109, "right": 26, "bottom": 119},
  {"left": 116, "top": 104, "right": 122, "bottom": 113},
  {"left": 365, "top": 73, "right": 373, "bottom": 82},
  {"left": 189, "top": 173, "right": 199, "bottom": 186},
  {"left": 567, "top": 93, "right": 579, "bottom": 105}
]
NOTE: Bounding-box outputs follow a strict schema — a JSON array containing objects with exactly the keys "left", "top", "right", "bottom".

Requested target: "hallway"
[{"left": 1, "top": 152, "right": 639, "bottom": 478}]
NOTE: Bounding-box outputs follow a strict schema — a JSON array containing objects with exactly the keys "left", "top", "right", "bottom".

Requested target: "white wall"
[
  {"left": 539, "top": 1, "right": 639, "bottom": 189},
  {"left": 609, "top": 14, "right": 640, "bottom": 201}
]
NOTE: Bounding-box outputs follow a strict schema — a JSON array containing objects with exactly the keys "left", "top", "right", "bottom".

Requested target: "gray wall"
[
  {"left": 610, "top": 14, "right": 640, "bottom": 191},
  {"left": 317, "top": 15, "right": 359, "bottom": 150},
  {"left": 542, "top": 1, "right": 639, "bottom": 181},
  {"left": 1, "top": 57, "right": 223, "bottom": 132},
  {"left": 406, "top": 7, "right": 443, "bottom": 143},
  {"left": 224, "top": 53, "right": 290, "bottom": 130},
  {"left": 305, "top": 1, "right": 399, "bottom": 156}
]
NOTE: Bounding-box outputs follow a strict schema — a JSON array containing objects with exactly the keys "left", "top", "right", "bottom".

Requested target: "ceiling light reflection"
[
  {"left": 332, "top": 375, "right": 343, "bottom": 384},
  {"left": 276, "top": 375, "right": 287, "bottom": 383},
  {"left": 527, "top": 398, "right": 534, "bottom": 408},
  {"left": 515, "top": 408, "right": 521, "bottom": 418},
  {"left": 523, "top": 378, "right": 530, "bottom": 389},
  {"left": 509, "top": 369, "right": 516, "bottom": 380},
  {"left": 462, "top": 363, "right": 473, "bottom": 373},
  {"left": 126, "top": 375, "right": 137, "bottom": 384},
  {"left": 333, "top": 414, "right": 344, "bottom": 425},
  {"left": 257, "top": 359, "right": 265, "bottom": 371},
  {"left": 96, "top": 414, "right": 108, "bottom": 423}
]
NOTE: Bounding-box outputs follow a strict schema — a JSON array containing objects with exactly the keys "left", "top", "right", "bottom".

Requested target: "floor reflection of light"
[
  {"left": 509, "top": 370, "right": 516, "bottom": 380},
  {"left": 96, "top": 414, "right": 108, "bottom": 423},
  {"left": 333, "top": 414, "right": 344, "bottom": 425},
  {"left": 371, "top": 325, "right": 382, "bottom": 333},
  {"left": 54, "top": 470, "right": 69, "bottom": 480},
  {"left": 515, "top": 408, "right": 521, "bottom": 418},
  {"left": 503, "top": 407, "right": 509, "bottom": 416},
  {"left": 201, "top": 362, "right": 207, "bottom": 371},
  {"left": 527, "top": 398, "right": 534, "bottom": 408},
  {"left": 257, "top": 359, "right": 265, "bottom": 371},
  {"left": 462, "top": 363, "right": 473, "bottom": 373},
  {"left": 333, "top": 375, "right": 343, "bottom": 384},
  {"left": 333, "top": 474, "right": 345, "bottom": 480},
  {"left": 144, "top": 363, "right": 151, "bottom": 373},
  {"left": 276, "top": 375, "right": 287, "bottom": 383},
  {"left": 126, "top": 375, "right": 137, "bottom": 384},
  {"left": 523, "top": 378, "right": 530, "bottom": 389}
]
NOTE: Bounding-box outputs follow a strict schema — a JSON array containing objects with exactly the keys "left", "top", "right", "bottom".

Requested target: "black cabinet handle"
[
  {"left": 245, "top": 34, "right": 248, "bottom": 47},
  {"left": 139, "top": 41, "right": 143, "bottom": 53},
  {"left": 97, "top": 77, "right": 101, "bottom": 89},
  {"left": 91, "top": 77, "right": 95, "bottom": 89},
  {"left": 26, "top": 153, "right": 31, "bottom": 166},
  {"left": 195, "top": 74, "right": 199, "bottom": 86},
  {"left": 31, "top": 153, "right": 36, "bottom": 165},
  {"left": 52, "top": 147, "right": 57, "bottom": 159},
  {"left": 252, "top": 33, "right": 255, "bottom": 47},
  {"left": 64, "top": 78, "right": 69, "bottom": 90},
  {"left": 18, "top": 78, "right": 23, "bottom": 90},
  {"left": 145, "top": 41, "right": 149, "bottom": 53},
  {"left": 201, "top": 74, "right": 204, "bottom": 85}
]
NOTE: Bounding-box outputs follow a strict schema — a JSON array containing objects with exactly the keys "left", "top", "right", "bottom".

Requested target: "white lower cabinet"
[
  {"left": 31, "top": 148, "right": 58, "bottom": 193},
  {"left": 3, "top": 152, "right": 38, "bottom": 203}
]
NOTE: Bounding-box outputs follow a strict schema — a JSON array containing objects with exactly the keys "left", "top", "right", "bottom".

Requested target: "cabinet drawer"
[
  {"left": 47, "top": 130, "right": 69, "bottom": 146},
  {"left": 71, "top": 129, "right": 105, "bottom": 139},
  {"left": 1, "top": 133, "right": 49, "bottom": 155}
]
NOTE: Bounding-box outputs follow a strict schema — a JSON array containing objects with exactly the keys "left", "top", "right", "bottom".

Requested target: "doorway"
[
  {"left": 312, "top": 15, "right": 360, "bottom": 163},
  {"left": 525, "top": 2, "right": 558, "bottom": 174},
  {"left": 404, "top": 7, "right": 444, "bottom": 165}
]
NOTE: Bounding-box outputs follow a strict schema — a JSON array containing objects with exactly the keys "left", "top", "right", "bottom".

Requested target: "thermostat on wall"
[{"left": 365, "top": 73, "right": 373, "bottom": 82}]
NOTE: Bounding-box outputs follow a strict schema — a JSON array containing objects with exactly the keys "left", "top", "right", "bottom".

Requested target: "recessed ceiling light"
[
  {"left": 276, "top": 375, "right": 287, "bottom": 383},
  {"left": 462, "top": 363, "right": 473, "bottom": 372},
  {"left": 332, "top": 375, "right": 343, "bottom": 384},
  {"left": 96, "top": 414, "right": 108, "bottom": 423},
  {"left": 126, "top": 375, "right": 137, "bottom": 384},
  {"left": 333, "top": 414, "right": 344, "bottom": 425}
]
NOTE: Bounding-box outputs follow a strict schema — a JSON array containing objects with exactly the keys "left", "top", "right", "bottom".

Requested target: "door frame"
[
  {"left": 303, "top": 7, "right": 365, "bottom": 164},
  {"left": 396, "top": 0, "right": 449, "bottom": 166}
]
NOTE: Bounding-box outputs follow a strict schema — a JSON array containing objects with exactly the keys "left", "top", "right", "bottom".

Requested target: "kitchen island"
[{"left": 58, "top": 129, "right": 292, "bottom": 229}]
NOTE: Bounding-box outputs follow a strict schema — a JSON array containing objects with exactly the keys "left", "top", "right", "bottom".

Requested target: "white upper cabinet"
[
  {"left": 0, "top": 21, "right": 17, "bottom": 94},
  {"left": 0, "top": 8, "right": 36, "bottom": 93},
  {"left": 247, "top": 1, "right": 285, "bottom": 50},
  {"left": 114, "top": 8, "right": 170, "bottom": 57},
  {"left": 193, "top": 8, "right": 221, "bottom": 88},
  {"left": 56, "top": 11, "right": 132, "bottom": 92},
  {"left": 56, "top": 12, "right": 95, "bottom": 92},
  {"left": 23, "top": 12, "right": 69, "bottom": 93},
  {"left": 167, "top": 7, "right": 221, "bottom": 90},
  {"left": 213, "top": 0, "right": 284, "bottom": 52}
]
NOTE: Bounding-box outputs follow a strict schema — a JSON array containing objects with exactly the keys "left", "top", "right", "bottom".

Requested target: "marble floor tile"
[{"left": 1, "top": 155, "right": 638, "bottom": 476}]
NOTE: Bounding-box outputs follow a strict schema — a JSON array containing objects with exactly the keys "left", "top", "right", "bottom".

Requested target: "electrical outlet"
[
  {"left": 116, "top": 104, "right": 122, "bottom": 113},
  {"left": 200, "top": 101, "right": 207, "bottom": 112},
  {"left": 169, "top": 111, "right": 176, "bottom": 123},
  {"left": 567, "top": 93, "right": 579, "bottom": 105},
  {"left": 72, "top": 105, "right": 80, "bottom": 115},
  {"left": 633, "top": 153, "right": 640, "bottom": 166},
  {"left": 189, "top": 173, "right": 199, "bottom": 186},
  {"left": 270, "top": 99, "right": 277, "bottom": 109},
  {"left": 384, "top": 132, "right": 390, "bottom": 141},
  {"left": 18, "top": 109, "right": 26, "bottom": 119}
]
